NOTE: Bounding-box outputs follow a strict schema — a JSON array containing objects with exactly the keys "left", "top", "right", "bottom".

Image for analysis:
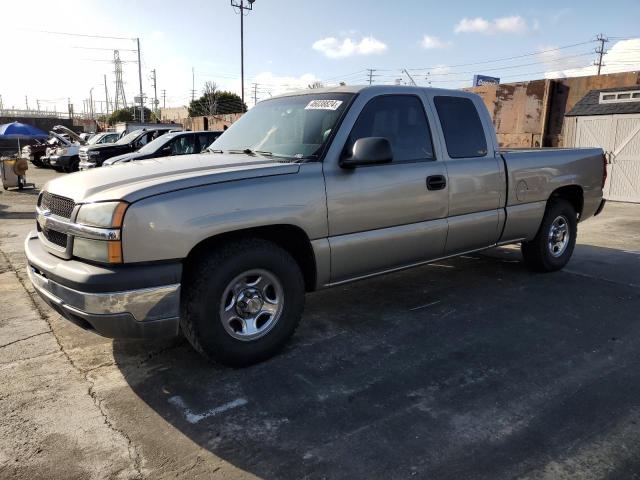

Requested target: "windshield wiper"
[
  {"left": 227, "top": 148, "right": 274, "bottom": 157},
  {"left": 206, "top": 148, "right": 224, "bottom": 153}
]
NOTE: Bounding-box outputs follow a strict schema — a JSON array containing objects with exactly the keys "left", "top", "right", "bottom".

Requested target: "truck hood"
[
  {"left": 43, "top": 153, "right": 300, "bottom": 204},
  {"left": 102, "top": 151, "right": 146, "bottom": 165}
]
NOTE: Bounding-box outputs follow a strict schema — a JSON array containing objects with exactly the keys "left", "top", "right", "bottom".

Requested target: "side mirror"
[{"left": 340, "top": 137, "right": 393, "bottom": 168}]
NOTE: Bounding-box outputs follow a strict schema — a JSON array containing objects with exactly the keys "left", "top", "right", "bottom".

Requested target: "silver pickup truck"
[{"left": 25, "top": 86, "right": 607, "bottom": 366}]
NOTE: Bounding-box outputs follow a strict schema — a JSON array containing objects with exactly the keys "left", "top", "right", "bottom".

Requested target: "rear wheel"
[
  {"left": 521, "top": 198, "right": 577, "bottom": 272},
  {"left": 181, "top": 239, "right": 305, "bottom": 367}
]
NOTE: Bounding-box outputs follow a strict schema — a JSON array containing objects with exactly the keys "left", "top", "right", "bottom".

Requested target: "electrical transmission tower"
[
  {"left": 113, "top": 50, "right": 128, "bottom": 110},
  {"left": 594, "top": 33, "right": 609, "bottom": 75}
]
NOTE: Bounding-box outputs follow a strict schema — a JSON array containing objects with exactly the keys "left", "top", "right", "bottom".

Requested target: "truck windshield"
[
  {"left": 209, "top": 93, "right": 354, "bottom": 159},
  {"left": 115, "top": 130, "right": 145, "bottom": 145}
]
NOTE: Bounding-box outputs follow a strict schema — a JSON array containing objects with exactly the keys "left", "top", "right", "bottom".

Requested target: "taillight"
[{"left": 602, "top": 152, "right": 608, "bottom": 189}]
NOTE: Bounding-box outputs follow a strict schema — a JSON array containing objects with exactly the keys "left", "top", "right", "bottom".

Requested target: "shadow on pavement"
[{"left": 113, "top": 245, "right": 640, "bottom": 479}]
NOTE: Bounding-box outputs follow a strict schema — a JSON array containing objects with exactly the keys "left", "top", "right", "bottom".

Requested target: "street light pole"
[{"left": 230, "top": 0, "right": 255, "bottom": 107}]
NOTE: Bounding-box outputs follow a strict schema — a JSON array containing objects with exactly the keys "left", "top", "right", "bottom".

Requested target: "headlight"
[
  {"left": 75, "top": 201, "right": 128, "bottom": 228},
  {"left": 57, "top": 147, "right": 69, "bottom": 156},
  {"left": 73, "top": 237, "right": 123, "bottom": 264},
  {"left": 73, "top": 202, "right": 128, "bottom": 264}
]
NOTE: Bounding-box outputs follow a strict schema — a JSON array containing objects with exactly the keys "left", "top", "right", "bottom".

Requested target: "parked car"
[
  {"left": 78, "top": 127, "right": 176, "bottom": 170},
  {"left": 86, "top": 131, "right": 120, "bottom": 146},
  {"left": 46, "top": 125, "right": 88, "bottom": 172},
  {"left": 103, "top": 131, "right": 222, "bottom": 166},
  {"left": 22, "top": 134, "right": 67, "bottom": 168},
  {"left": 25, "top": 86, "right": 606, "bottom": 367}
]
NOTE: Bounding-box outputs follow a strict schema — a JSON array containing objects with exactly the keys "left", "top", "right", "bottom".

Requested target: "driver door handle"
[{"left": 426, "top": 175, "right": 447, "bottom": 191}]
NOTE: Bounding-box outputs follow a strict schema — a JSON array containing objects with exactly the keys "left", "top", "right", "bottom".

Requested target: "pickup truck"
[{"left": 25, "top": 86, "right": 607, "bottom": 366}]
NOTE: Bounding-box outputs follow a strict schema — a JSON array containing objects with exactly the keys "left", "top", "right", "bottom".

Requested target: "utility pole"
[
  {"left": 136, "top": 37, "right": 144, "bottom": 122},
  {"left": 366, "top": 68, "right": 377, "bottom": 85},
  {"left": 151, "top": 69, "right": 158, "bottom": 121},
  {"left": 161, "top": 89, "right": 166, "bottom": 109},
  {"left": 191, "top": 67, "right": 196, "bottom": 103},
  {"left": 594, "top": 33, "right": 609, "bottom": 75},
  {"left": 25, "top": 95, "right": 29, "bottom": 110},
  {"left": 0, "top": 94, "right": 3, "bottom": 110},
  {"left": 89, "top": 87, "right": 94, "bottom": 119},
  {"left": 36, "top": 99, "right": 40, "bottom": 111},
  {"left": 104, "top": 74, "right": 110, "bottom": 116},
  {"left": 252, "top": 83, "right": 258, "bottom": 106},
  {"left": 230, "top": 0, "right": 256, "bottom": 106}
]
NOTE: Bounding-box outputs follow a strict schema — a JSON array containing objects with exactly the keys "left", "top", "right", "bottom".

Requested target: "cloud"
[
  {"left": 420, "top": 35, "right": 452, "bottom": 50},
  {"left": 312, "top": 36, "right": 387, "bottom": 59},
  {"left": 454, "top": 15, "right": 529, "bottom": 35},
  {"left": 544, "top": 38, "right": 640, "bottom": 79}
]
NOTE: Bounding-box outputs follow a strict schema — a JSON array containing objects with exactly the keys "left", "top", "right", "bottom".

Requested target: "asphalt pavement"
[{"left": 1, "top": 166, "right": 639, "bottom": 479}]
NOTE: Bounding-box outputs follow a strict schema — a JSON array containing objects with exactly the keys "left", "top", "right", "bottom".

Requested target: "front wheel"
[
  {"left": 181, "top": 239, "right": 305, "bottom": 367},
  {"left": 521, "top": 198, "right": 577, "bottom": 272}
]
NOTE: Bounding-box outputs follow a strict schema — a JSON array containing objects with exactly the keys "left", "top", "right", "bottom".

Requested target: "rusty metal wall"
[{"left": 468, "top": 71, "right": 640, "bottom": 148}]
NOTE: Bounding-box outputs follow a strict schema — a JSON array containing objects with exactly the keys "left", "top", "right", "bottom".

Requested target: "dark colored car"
[
  {"left": 102, "top": 131, "right": 222, "bottom": 166},
  {"left": 78, "top": 128, "right": 177, "bottom": 170}
]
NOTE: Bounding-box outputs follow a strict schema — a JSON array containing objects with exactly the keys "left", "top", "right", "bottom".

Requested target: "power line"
[
  {"left": 406, "top": 40, "right": 596, "bottom": 71},
  {"left": 23, "top": 28, "right": 134, "bottom": 41}
]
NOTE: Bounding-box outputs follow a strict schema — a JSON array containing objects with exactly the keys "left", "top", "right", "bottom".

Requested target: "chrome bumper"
[
  {"left": 78, "top": 160, "right": 97, "bottom": 170},
  {"left": 28, "top": 265, "right": 180, "bottom": 322}
]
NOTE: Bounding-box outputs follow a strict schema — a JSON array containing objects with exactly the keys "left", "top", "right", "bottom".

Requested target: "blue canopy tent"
[
  {"left": 0, "top": 122, "right": 44, "bottom": 190},
  {"left": 0, "top": 121, "right": 49, "bottom": 154}
]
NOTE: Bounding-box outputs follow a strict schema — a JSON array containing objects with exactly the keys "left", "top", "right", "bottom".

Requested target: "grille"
[
  {"left": 42, "top": 228, "right": 68, "bottom": 248},
  {"left": 40, "top": 192, "right": 75, "bottom": 219},
  {"left": 79, "top": 149, "right": 89, "bottom": 162}
]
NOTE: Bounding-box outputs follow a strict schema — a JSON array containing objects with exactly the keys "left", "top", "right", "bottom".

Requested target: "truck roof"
[{"left": 272, "top": 84, "right": 480, "bottom": 100}]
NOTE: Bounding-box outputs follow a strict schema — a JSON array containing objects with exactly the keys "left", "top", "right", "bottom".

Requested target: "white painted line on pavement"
[
  {"left": 168, "top": 395, "right": 248, "bottom": 424},
  {"left": 409, "top": 300, "right": 441, "bottom": 311}
]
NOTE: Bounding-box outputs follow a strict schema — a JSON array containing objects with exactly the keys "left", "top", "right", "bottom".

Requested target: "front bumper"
[
  {"left": 25, "top": 232, "right": 181, "bottom": 338},
  {"left": 49, "top": 155, "right": 74, "bottom": 168},
  {"left": 79, "top": 160, "right": 98, "bottom": 170}
]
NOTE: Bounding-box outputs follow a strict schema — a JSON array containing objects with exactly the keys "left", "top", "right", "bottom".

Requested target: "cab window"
[{"left": 345, "top": 95, "right": 434, "bottom": 163}]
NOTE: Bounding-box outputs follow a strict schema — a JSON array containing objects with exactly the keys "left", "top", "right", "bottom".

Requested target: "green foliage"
[
  {"left": 188, "top": 90, "right": 247, "bottom": 117},
  {"left": 107, "top": 107, "right": 153, "bottom": 125}
]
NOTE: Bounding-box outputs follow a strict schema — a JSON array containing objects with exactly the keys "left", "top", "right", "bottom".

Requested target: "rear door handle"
[{"left": 426, "top": 175, "right": 446, "bottom": 191}]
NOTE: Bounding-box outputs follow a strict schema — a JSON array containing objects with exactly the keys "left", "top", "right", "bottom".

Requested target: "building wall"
[
  {"left": 160, "top": 107, "right": 189, "bottom": 123},
  {"left": 183, "top": 113, "right": 243, "bottom": 132},
  {"left": 467, "top": 71, "right": 640, "bottom": 148}
]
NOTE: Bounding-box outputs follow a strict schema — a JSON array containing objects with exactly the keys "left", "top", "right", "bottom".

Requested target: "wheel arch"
[
  {"left": 183, "top": 224, "right": 318, "bottom": 292},
  {"left": 549, "top": 185, "right": 584, "bottom": 219}
]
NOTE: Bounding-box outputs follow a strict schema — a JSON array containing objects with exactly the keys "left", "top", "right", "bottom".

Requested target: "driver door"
[{"left": 323, "top": 92, "right": 449, "bottom": 283}]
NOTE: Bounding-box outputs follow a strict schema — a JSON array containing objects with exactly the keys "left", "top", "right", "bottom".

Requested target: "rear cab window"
[{"left": 433, "top": 96, "right": 488, "bottom": 158}]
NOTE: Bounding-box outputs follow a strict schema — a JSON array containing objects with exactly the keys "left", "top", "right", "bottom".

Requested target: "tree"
[
  {"left": 107, "top": 106, "right": 153, "bottom": 125},
  {"left": 307, "top": 81, "right": 325, "bottom": 89},
  {"left": 188, "top": 86, "right": 247, "bottom": 117}
]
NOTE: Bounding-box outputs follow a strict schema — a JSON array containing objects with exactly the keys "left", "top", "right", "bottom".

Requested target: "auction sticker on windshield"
[{"left": 305, "top": 100, "right": 343, "bottom": 110}]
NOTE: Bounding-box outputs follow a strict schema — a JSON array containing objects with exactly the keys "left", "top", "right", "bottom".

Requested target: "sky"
[{"left": 1, "top": 0, "right": 639, "bottom": 115}]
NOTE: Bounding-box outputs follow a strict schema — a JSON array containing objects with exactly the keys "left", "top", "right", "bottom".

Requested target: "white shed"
[{"left": 564, "top": 86, "right": 640, "bottom": 203}]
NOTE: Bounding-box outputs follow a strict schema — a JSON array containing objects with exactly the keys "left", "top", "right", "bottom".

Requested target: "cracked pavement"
[{"left": 1, "top": 167, "right": 640, "bottom": 479}]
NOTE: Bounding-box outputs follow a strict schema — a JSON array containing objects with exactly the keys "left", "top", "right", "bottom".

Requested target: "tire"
[
  {"left": 521, "top": 198, "right": 577, "bottom": 272},
  {"left": 181, "top": 239, "right": 305, "bottom": 367},
  {"left": 32, "top": 159, "right": 44, "bottom": 168},
  {"left": 65, "top": 157, "right": 80, "bottom": 173}
]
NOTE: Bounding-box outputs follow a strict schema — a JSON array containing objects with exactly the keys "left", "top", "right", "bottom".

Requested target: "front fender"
[{"left": 121, "top": 163, "right": 327, "bottom": 263}]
